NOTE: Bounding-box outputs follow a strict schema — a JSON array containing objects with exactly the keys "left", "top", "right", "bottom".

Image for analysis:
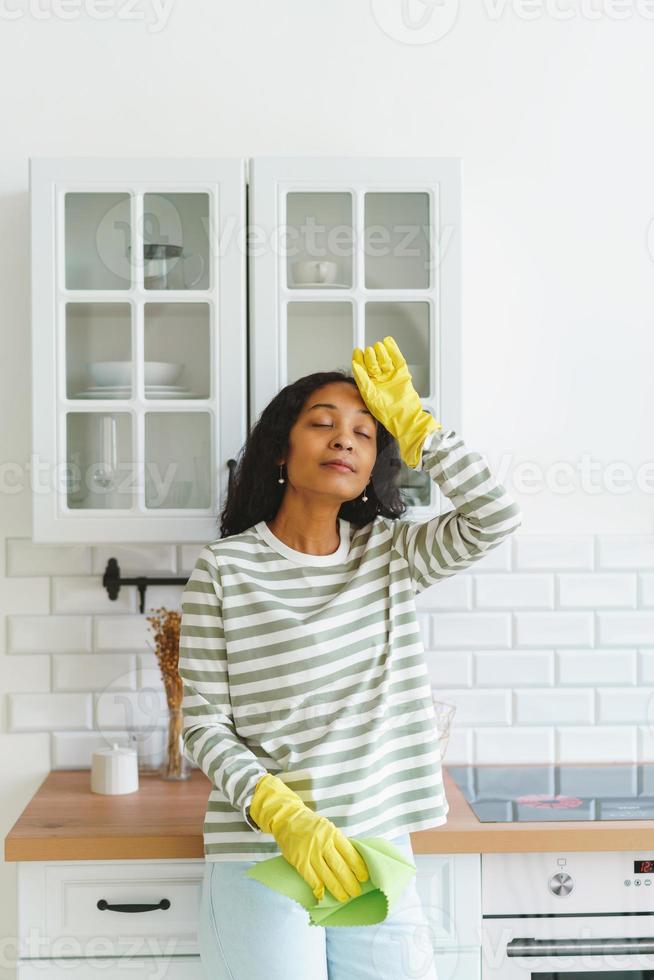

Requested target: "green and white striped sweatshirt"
[{"left": 178, "top": 427, "right": 522, "bottom": 861}]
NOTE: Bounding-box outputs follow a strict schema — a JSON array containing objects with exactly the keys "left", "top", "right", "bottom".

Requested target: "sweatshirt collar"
[{"left": 254, "top": 518, "right": 351, "bottom": 566}]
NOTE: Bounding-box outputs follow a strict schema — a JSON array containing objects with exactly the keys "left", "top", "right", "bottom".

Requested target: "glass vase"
[
  {"left": 161, "top": 705, "right": 190, "bottom": 780},
  {"left": 431, "top": 694, "right": 457, "bottom": 762},
  {"left": 128, "top": 725, "right": 166, "bottom": 775}
]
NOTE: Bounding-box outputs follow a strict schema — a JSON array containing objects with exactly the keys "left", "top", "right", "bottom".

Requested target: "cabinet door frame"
[
  {"left": 17, "top": 857, "right": 205, "bottom": 959},
  {"left": 30, "top": 157, "right": 247, "bottom": 543},
  {"left": 247, "top": 155, "right": 462, "bottom": 519}
]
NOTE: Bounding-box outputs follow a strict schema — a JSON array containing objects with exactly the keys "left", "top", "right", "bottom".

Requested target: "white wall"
[{"left": 2, "top": 1, "right": 654, "bottom": 975}]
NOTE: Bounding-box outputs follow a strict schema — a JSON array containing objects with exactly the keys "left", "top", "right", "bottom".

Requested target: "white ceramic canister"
[{"left": 91, "top": 742, "right": 139, "bottom": 795}]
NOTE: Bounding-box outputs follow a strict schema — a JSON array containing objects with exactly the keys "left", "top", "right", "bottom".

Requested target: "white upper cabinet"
[
  {"left": 248, "top": 156, "right": 461, "bottom": 516},
  {"left": 30, "top": 157, "right": 246, "bottom": 543},
  {"left": 30, "top": 156, "right": 461, "bottom": 543}
]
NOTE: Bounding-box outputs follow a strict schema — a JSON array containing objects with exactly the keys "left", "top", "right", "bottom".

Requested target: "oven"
[{"left": 482, "top": 851, "right": 654, "bottom": 978}]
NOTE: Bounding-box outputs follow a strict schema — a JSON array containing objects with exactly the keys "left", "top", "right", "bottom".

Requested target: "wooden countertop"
[{"left": 5, "top": 766, "right": 653, "bottom": 862}]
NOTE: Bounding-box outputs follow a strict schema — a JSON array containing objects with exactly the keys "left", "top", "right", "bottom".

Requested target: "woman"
[{"left": 179, "top": 337, "right": 522, "bottom": 980}]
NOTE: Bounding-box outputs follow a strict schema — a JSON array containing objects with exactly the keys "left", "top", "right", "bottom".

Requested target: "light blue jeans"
[{"left": 198, "top": 832, "right": 439, "bottom": 980}]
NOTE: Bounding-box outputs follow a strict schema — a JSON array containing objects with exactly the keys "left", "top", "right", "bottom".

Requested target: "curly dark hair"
[{"left": 218, "top": 370, "right": 409, "bottom": 538}]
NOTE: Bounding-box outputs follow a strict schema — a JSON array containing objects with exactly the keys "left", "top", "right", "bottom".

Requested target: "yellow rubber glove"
[
  {"left": 249, "top": 773, "right": 370, "bottom": 903},
  {"left": 351, "top": 335, "right": 442, "bottom": 469}
]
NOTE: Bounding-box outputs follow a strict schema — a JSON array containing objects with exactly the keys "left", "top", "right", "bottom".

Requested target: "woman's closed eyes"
[{"left": 312, "top": 423, "right": 371, "bottom": 439}]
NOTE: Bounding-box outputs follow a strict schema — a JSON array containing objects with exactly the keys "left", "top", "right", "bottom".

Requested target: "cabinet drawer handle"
[
  {"left": 97, "top": 898, "right": 171, "bottom": 913},
  {"left": 508, "top": 936, "right": 654, "bottom": 957}
]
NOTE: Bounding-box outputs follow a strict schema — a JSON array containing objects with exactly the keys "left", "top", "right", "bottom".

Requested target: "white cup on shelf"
[{"left": 291, "top": 260, "right": 338, "bottom": 285}]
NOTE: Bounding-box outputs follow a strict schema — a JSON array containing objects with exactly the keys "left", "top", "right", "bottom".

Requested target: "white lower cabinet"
[
  {"left": 433, "top": 950, "right": 481, "bottom": 980},
  {"left": 414, "top": 853, "right": 482, "bottom": 979},
  {"left": 17, "top": 957, "right": 204, "bottom": 979},
  {"left": 16, "top": 852, "right": 481, "bottom": 978},
  {"left": 17, "top": 859, "right": 204, "bottom": 959}
]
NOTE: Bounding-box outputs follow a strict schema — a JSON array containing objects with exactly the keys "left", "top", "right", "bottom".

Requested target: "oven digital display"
[{"left": 634, "top": 859, "right": 654, "bottom": 873}]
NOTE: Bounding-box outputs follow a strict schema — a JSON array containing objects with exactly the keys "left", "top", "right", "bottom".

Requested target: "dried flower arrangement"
[{"left": 145, "top": 606, "right": 188, "bottom": 779}]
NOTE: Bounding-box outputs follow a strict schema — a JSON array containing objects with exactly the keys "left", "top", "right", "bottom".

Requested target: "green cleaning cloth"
[{"left": 244, "top": 836, "right": 417, "bottom": 927}]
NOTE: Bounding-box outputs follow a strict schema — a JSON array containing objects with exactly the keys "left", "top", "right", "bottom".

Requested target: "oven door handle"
[{"left": 508, "top": 937, "right": 654, "bottom": 957}]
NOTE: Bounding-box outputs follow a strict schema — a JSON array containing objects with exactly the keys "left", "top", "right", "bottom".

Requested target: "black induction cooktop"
[{"left": 446, "top": 763, "right": 654, "bottom": 822}]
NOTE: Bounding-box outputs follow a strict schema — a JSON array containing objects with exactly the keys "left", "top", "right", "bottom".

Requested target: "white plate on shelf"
[
  {"left": 145, "top": 388, "right": 197, "bottom": 398},
  {"left": 82, "top": 384, "right": 191, "bottom": 392},
  {"left": 75, "top": 388, "right": 200, "bottom": 399},
  {"left": 287, "top": 282, "right": 350, "bottom": 288}
]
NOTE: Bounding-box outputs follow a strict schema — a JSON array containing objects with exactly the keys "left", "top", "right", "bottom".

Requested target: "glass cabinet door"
[
  {"left": 249, "top": 157, "right": 461, "bottom": 517},
  {"left": 65, "top": 192, "right": 132, "bottom": 290},
  {"left": 31, "top": 158, "right": 246, "bottom": 542},
  {"left": 285, "top": 192, "right": 354, "bottom": 289}
]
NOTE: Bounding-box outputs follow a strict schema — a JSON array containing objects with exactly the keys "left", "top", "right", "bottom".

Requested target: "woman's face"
[{"left": 282, "top": 382, "right": 378, "bottom": 503}]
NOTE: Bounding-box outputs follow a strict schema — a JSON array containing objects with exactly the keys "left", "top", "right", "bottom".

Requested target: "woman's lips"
[{"left": 322, "top": 462, "right": 353, "bottom": 473}]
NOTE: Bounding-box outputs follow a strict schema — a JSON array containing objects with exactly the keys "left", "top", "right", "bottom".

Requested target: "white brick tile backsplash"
[
  {"left": 640, "top": 651, "right": 654, "bottom": 684},
  {"left": 140, "top": 584, "right": 184, "bottom": 613},
  {"left": 474, "top": 574, "right": 554, "bottom": 609},
  {"left": 437, "top": 689, "right": 511, "bottom": 726},
  {"left": 474, "top": 727, "right": 555, "bottom": 763},
  {"left": 6, "top": 538, "right": 92, "bottom": 576},
  {"left": 95, "top": 689, "right": 168, "bottom": 731},
  {"left": 558, "top": 726, "right": 637, "bottom": 763},
  {"left": 442, "top": 726, "right": 473, "bottom": 764},
  {"left": 0, "top": 577, "right": 50, "bottom": 616},
  {"left": 640, "top": 574, "right": 654, "bottom": 608},
  {"left": 515, "top": 689, "right": 595, "bottom": 725},
  {"left": 425, "top": 651, "right": 473, "bottom": 688},
  {"left": 4, "top": 654, "right": 50, "bottom": 692},
  {"left": 598, "top": 536, "right": 654, "bottom": 570},
  {"left": 514, "top": 536, "right": 594, "bottom": 571},
  {"left": 415, "top": 575, "right": 471, "bottom": 610},
  {"left": 598, "top": 612, "right": 654, "bottom": 646},
  {"left": 52, "top": 577, "right": 136, "bottom": 614},
  {"left": 415, "top": 613, "right": 430, "bottom": 646},
  {"left": 557, "top": 649, "right": 637, "bottom": 685},
  {"left": 515, "top": 612, "right": 594, "bottom": 647},
  {"left": 7, "top": 615, "right": 92, "bottom": 654},
  {"left": 52, "top": 731, "right": 132, "bottom": 768},
  {"left": 638, "top": 726, "right": 654, "bottom": 762},
  {"left": 474, "top": 651, "right": 555, "bottom": 687},
  {"left": 138, "top": 663, "right": 166, "bottom": 692},
  {"left": 429, "top": 613, "right": 511, "bottom": 648},
  {"left": 92, "top": 544, "right": 177, "bottom": 576},
  {"left": 597, "top": 688, "right": 654, "bottom": 724},
  {"left": 8, "top": 693, "right": 92, "bottom": 731},
  {"left": 94, "top": 615, "right": 151, "bottom": 652},
  {"left": 52, "top": 654, "right": 137, "bottom": 692},
  {"left": 558, "top": 574, "right": 637, "bottom": 609}
]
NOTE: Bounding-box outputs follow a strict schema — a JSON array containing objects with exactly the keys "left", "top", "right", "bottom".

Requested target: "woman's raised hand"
[{"left": 351, "top": 335, "right": 441, "bottom": 469}]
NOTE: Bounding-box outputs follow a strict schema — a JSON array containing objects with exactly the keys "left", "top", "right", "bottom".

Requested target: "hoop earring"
[{"left": 278, "top": 463, "right": 285, "bottom": 485}]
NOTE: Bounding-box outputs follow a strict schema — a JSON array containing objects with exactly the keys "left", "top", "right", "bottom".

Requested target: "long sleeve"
[
  {"left": 390, "top": 427, "right": 522, "bottom": 594},
  {"left": 178, "top": 546, "right": 268, "bottom": 831}
]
